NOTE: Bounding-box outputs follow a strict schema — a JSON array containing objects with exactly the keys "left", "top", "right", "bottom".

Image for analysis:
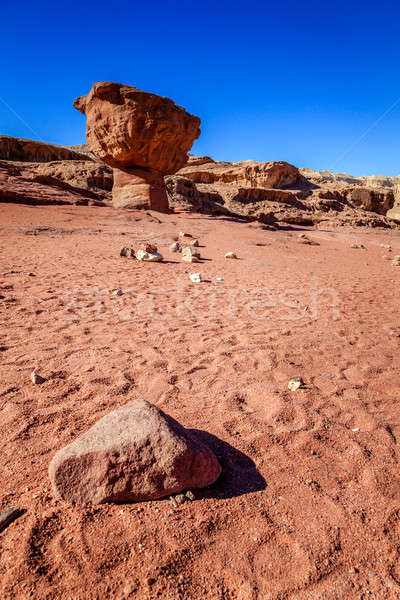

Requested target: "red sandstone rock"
[
  {"left": 73, "top": 82, "right": 201, "bottom": 212},
  {"left": 49, "top": 399, "right": 221, "bottom": 504}
]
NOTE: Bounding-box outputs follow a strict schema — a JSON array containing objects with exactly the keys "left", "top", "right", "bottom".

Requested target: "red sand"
[{"left": 1, "top": 203, "right": 400, "bottom": 599}]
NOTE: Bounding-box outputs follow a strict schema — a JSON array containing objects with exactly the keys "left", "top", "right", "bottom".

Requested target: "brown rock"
[
  {"left": 0, "top": 135, "right": 88, "bottom": 162},
  {"left": 73, "top": 82, "right": 201, "bottom": 212},
  {"left": 137, "top": 241, "right": 158, "bottom": 254},
  {"left": 49, "top": 399, "right": 221, "bottom": 504}
]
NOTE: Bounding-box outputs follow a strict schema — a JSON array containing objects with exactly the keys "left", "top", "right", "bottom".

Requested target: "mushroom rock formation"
[{"left": 73, "top": 82, "right": 201, "bottom": 211}]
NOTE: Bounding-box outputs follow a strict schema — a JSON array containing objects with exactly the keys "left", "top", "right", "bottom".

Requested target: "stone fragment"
[
  {"left": 189, "top": 273, "right": 202, "bottom": 283},
  {"left": 170, "top": 242, "right": 182, "bottom": 253},
  {"left": 187, "top": 239, "right": 199, "bottom": 247},
  {"left": 182, "top": 246, "right": 200, "bottom": 258},
  {"left": 182, "top": 255, "right": 200, "bottom": 263},
  {"left": 185, "top": 490, "right": 195, "bottom": 501},
  {"left": 0, "top": 508, "right": 23, "bottom": 533},
  {"left": 288, "top": 377, "right": 304, "bottom": 391},
  {"left": 31, "top": 371, "right": 45, "bottom": 384},
  {"left": 225, "top": 252, "right": 237, "bottom": 259},
  {"left": 49, "top": 399, "right": 221, "bottom": 503},
  {"left": 137, "top": 242, "right": 158, "bottom": 254},
  {"left": 392, "top": 256, "right": 400, "bottom": 266},
  {"left": 112, "top": 289, "right": 123, "bottom": 296},
  {"left": 120, "top": 246, "right": 135, "bottom": 258},
  {"left": 136, "top": 250, "right": 163, "bottom": 262},
  {"left": 179, "top": 232, "right": 193, "bottom": 238},
  {"left": 351, "top": 243, "right": 365, "bottom": 249}
]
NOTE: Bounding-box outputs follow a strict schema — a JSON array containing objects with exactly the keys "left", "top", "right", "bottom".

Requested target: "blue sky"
[{"left": 2, "top": 0, "right": 400, "bottom": 176}]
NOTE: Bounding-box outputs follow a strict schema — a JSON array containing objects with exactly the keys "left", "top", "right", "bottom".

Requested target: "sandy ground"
[{"left": 1, "top": 203, "right": 400, "bottom": 599}]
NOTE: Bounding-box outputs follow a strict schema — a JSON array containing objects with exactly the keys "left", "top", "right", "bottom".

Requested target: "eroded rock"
[{"left": 49, "top": 399, "right": 221, "bottom": 503}]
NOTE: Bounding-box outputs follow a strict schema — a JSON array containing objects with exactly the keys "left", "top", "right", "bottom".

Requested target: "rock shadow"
[{"left": 189, "top": 429, "right": 267, "bottom": 499}]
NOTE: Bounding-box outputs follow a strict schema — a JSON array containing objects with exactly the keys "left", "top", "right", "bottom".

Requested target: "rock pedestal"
[
  {"left": 112, "top": 166, "right": 168, "bottom": 211},
  {"left": 73, "top": 82, "right": 201, "bottom": 212}
]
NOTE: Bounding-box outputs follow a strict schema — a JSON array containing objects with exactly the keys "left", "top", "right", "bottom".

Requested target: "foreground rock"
[
  {"left": 49, "top": 400, "right": 221, "bottom": 503},
  {"left": 73, "top": 81, "right": 201, "bottom": 211}
]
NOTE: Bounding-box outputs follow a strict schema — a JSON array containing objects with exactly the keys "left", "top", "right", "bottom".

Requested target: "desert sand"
[{"left": 1, "top": 202, "right": 400, "bottom": 599}]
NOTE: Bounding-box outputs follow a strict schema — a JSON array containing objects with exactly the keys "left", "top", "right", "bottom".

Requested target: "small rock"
[
  {"left": 175, "top": 494, "right": 186, "bottom": 505},
  {"left": 0, "top": 508, "right": 23, "bottom": 533},
  {"left": 380, "top": 244, "right": 392, "bottom": 250},
  {"left": 136, "top": 250, "right": 163, "bottom": 262},
  {"left": 352, "top": 427, "right": 360, "bottom": 432},
  {"left": 182, "top": 255, "right": 200, "bottom": 263},
  {"left": 225, "top": 252, "right": 237, "bottom": 259},
  {"left": 170, "top": 242, "right": 182, "bottom": 253},
  {"left": 383, "top": 255, "right": 391, "bottom": 260},
  {"left": 137, "top": 242, "right": 158, "bottom": 254},
  {"left": 189, "top": 273, "right": 202, "bottom": 283},
  {"left": 392, "top": 256, "right": 400, "bottom": 266},
  {"left": 288, "top": 377, "right": 304, "bottom": 391},
  {"left": 216, "top": 277, "right": 224, "bottom": 282},
  {"left": 185, "top": 490, "right": 195, "bottom": 501},
  {"left": 298, "top": 233, "right": 307, "bottom": 238},
  {"left": 28, "top": 272, "right": 36, "bottom": 277},
  {"left": 31, "top": 371, "right": 45, "bottom": 385},
  {"left": 169, "top": 496, "right": 178, "bottom": 509},
  {"left": 188, "top": 239, "right": 199, "bottom": 247},
  {"left": 112, "top": 289, "right": 123, "bottom": 296},
  {"left": 120, "top": 246, "right": 135, "bottom": 258},
  {"left": 182, "top": 246, "right": 200, "bottom": 258},
  {"left": 390, "top": 330, "right": 400, "bottom": 337},
  {"left": 351, "top": 243, "right": 365, "bottom": 249},
  {"left": 179, "top": 232, "right": 193, "bottom": 238}
]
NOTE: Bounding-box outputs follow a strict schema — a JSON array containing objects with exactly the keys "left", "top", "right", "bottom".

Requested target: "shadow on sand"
[{"left": 189, "top": 429, "right": 267, "bottom": 500}]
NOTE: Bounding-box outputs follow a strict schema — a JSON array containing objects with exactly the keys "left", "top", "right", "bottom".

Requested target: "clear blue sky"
[{"left": 2, "top": 0, "right": 400, "bottom": 176}]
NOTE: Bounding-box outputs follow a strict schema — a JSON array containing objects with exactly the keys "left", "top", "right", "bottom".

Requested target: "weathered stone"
[
  {"left": 49, "top": 399, "right": 221, "bottom": 503},
  {"left": 170, "top": 242, "right": 182, "bottom": 253},
  {"left": 73, "top": 82, "right": 201, "bottom": 212},
  {"left": 136, "top": 250, "right": 163, "bottom": 262},
  {"left": 137, "top": 242, "right": 158, "bottom": 254},
  {"left": 182, "top": 246, "right": 200, "bottom": 259},
  {"left": 288, "top": 377, "right": 304, "bottom": 391},
  {"left": 225, "top": 252, "right": 237, "bottom": 259},
  {"left": 120, "top": 246, "right": 135, "bottom": 258},
  {"left": 31, "top": 371, "right": 45, "bottom": 384},
  {"left": 189, "top": 273, "right": 202, "bottom": 283}
]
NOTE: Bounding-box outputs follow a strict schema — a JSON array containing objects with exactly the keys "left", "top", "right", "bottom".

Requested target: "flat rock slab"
[{"left": 49, "top": 400, "right": 221, "bottom": 504}]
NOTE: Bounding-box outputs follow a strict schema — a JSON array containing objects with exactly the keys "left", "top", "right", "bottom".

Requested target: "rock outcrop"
[
  {"left": 49, "top": 399, "right": 221, "bottom": 504},
  {"left": 0, "top": 160, "right": 110, "bottom": 206},
  {"left": 73, "top": 81, "right": 201, "bottom": 211},
  {"left": 0, "top": 135, "right": 88, "bottom": 162},
  {"left": 166, "top": 157, "right": 399, "bottom": 229}
]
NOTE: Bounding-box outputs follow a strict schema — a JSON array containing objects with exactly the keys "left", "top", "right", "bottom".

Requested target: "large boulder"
[
  {"left": 73, "top": 81, "right": 201, "bottom": 211},
  {"left": 49, "top": 399, "right": 221, "bottom": 504}
]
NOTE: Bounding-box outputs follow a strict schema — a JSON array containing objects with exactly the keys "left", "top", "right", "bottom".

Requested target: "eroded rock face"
[
  {"left": 0, "top": 135, "right": 88, "bottom": 162},
  {"left": 73, "top": 82, "right": 201, "bottom": 211},
  {"left": 49, "top": 399, "right": 221, "bottom": 504}
]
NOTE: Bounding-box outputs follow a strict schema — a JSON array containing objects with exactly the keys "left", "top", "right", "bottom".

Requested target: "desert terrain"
[{"left": 1, "top": 200, "right": 400, "bottom": 599}]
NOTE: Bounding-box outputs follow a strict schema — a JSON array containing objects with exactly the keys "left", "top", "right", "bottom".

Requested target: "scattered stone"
[
  {"left": 390, "top": 330, "right": 400, "bottom": 337},
  {"left": 380, "top": 244, "right": 392, "bottom": 250},
  {"left": 352, "top": 427, "right": 360, "bottom": 432},
  {"left": 189, "top": 273, "right": 202, "bottom": 283},
  {"left": 288, "top": 377, "right": 304, "bottom": 391},
  {"left": 179, "top": 232, "right": 193, "bottom": 238},
  {"left": 28, "top": 272, "right": 36, "bottom": 277},
  {"left": 392, "top": 256, "right": 400, "bottom": 266},
  {"left": 31, "top": 371, "right": 45, "bottom": 385},
  {"left": 182, "top": 255, "right": 200, "bottom": 263},
  {"left": 298, "top": 233, "right": 307, "bottom": 238},
  {"left": 351, "top": 243, "right": 365, "bottom": 249},
  {"left": 185, "top": 490, "right": 195, "bottom": 501},
  {"left": 120, "top": 246, "right": 135, "bottom": 258},
  {"left": 299, "top": 237, "right": 319, "bottom": 246},
  {"left": 188, "top": 238, "right": 199, "bottom": 247},
  {"left": 225, "top": 252, "right": 237, "bottom": 259},
  {"left": 169, "top": 496, "right": 178, "bottom": 509},
  {"left": 112, "top": 289, "right": 123, "bottom": 296},
  {"left": 175, "top": 494, "right": 186, "bottom": 505},
  {"left": 170, "top": 242, "right": 182, "bottom": 253},
  {"left": 0, "top": 508, "right": 23, "bottom": 533},
  {"left": 383, "top": 255, "right": 391, "bottom": 260},
  {"left": 216, "top": 277, "right": 224, "bottom": 282},
  {"left": 137, "top": 242, "right": 158, "bottom": 254},
  {"left": 49, "top": 399, "right": 221, "bottom": 503},
  {"left": 182, "top": 246, "right": 200, "bottom": 258},
  {"left": 136, "top": 250, "right": 163, "bottom": 262}
]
